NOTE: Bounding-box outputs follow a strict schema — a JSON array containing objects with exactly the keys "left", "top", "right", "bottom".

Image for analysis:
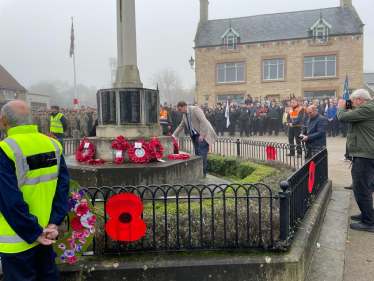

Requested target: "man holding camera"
[
  {"left": 337, "top": 89, "right": 374, "bottom": 233},
  {"left": 299, "top": 105, "right": 328, "bottom": 159}
]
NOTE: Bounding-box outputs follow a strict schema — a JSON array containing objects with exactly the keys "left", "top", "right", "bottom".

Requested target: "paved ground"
[{"left": 219, "top": 132, "right": 373, "bottom": 281}]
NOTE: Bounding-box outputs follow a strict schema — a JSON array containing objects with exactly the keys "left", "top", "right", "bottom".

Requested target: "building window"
[
  {"left": 217, "top": 94, "right": 245, "bottom": 105},
  {"left": 304, "top": 90, "right": 336, "bottom": 100},
  {"left": 224, "top": 32, "right": 237, "bottom": 50},
  {"left": 309, "top": 17, "right": 332, "bottom": 43},
  {"left": 263, "top": 59, "right": 284, "bottom": 80},
  {"left": 217, "top": 62, "right": 245, "bottom": 83},
  {"left": 304, "top": 55, "right": 336, "bottom": 78},
  {"left": 221, "top": 27, "right": 240, "bottom": 50},
  {"left": 4, "top": 90, "right": 15, "bottom": 100}
]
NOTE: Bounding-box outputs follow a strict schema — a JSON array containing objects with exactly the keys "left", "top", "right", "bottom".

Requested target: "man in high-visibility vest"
[
  {"left": 0, "top": 101, "right": 70, "bottom": 280},
  {"left": 50, "top": 105, "right": 67, "bottom": 153},
  {"left": 159, "top": 105, "right": 172, "bottom": 135},
  {"left": 287, "top": 98, "right": 305, "bottom": 158}
]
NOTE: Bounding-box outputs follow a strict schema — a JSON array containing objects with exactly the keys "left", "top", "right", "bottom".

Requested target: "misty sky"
[{"left": 0, "top": 0, "right": 373, "bottom": 92}]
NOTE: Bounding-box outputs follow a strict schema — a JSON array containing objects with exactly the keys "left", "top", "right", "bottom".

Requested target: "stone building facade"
[
  {"left": 194, "top": 0, "right": 364, "bottom": 105},
  {"left": 0, "top": 64, "right": 27, "bottom": 108}
]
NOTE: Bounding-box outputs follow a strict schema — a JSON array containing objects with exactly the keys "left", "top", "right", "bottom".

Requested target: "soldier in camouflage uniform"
[
  {"left": 78, "top": 109, "right": 89, "bottom": 137},
  {"left": 92, "top": 109, "right": 98, "bottom": 127},
  {"left": 31, "top": 109, "right": 39, "bottom": 132},
  {"left": 70, "top": 109, "right": 78, "bottom": 136},
  {"left": 40, "top": 110, "right": 50, "bottom": 134},
  {"left": 64, "top": 110, "right": 71, "bottom": 138}
]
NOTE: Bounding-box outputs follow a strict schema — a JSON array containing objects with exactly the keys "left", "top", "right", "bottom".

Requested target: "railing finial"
[{"left": 280, "top": 181, "right": 290, "bottom": 192}]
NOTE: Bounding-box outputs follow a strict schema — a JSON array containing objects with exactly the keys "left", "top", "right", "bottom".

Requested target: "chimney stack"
[
  {"left": 200, "top": 0, "right": 209, "bottom": 23},
  {"left": 340, "top": 0, "right": 352, "bottom": 7}
]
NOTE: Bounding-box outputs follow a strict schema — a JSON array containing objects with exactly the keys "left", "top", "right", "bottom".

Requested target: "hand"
[
  {"left": 289, "top": 123, "right": 293, "bottom": 128},
  {"left": 45, "top": 223, "right": 58, "bottom": 240},
  {"left": 300, "top": 134, "right": 308, "bottom": 142},
  {"left": 167, "top": 125, "right": 171, "bottom": 130},
  {"left": 198, "top": 135, "right": 204, "bottom": 142},
  {"left": 338, "top": 99, "right": 346, "bottom": 109},
  {"left": 36, "top": 228, "right": 58, "bottom": 245}
]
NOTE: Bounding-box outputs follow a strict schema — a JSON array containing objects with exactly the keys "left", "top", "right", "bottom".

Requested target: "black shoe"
[
  {"left": 286, "top": 153, "right": 295, "bottom": 156},
  {"left": 351, "top": 214, "right": 362, "bottom": 221},
  {"left": 345, "top": 185, "right": 353, "bottom": 190},
  {"left": 203, "top": 174, "right": 206, "bottom": 178},
  {"left": 328, "top": 135, "right": 331, "bottom": 137},
  {"left": 297, "top": 154, "right": 302, "bottom": 158},
  {"left": 350, "top": 222, "right": 374, "bottom": 232},
  {"left": 342, "top": 135, "right": 347, "bottom": 138}
]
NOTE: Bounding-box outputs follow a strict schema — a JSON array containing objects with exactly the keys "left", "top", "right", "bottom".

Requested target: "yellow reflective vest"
[
  {"left": 50, "top": 113, "right": 64, "bottom": 134},
  {"left": 0, "top": 125, "right": 62, "bottom": 253}
]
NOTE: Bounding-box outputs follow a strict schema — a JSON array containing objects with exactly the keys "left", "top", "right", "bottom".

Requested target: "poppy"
[{"left": 71, "top": 216, "right": 85, "bottom": 231}]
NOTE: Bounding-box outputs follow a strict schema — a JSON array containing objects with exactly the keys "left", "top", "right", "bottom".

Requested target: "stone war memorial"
[
  {"left": 65, "top": 0, "right": 203, "bottom": 188},
  {"left": 0, "top": 1, "right": 340, "bottom": 281}
]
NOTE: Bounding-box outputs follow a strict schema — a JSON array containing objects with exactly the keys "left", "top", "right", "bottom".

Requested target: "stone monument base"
[{"left": 66, "top": 154, "right": 203, "bottom": 188}]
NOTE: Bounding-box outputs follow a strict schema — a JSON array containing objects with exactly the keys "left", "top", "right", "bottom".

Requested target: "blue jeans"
[
  {"left": 191, "top": 134, "right": 209, "bottom": 176},
  {"left": 57, "top": 137, "right": 64, "bottom": 154},
  {"left": 351, "top": 157, "right": 374, "bottom": 226}
]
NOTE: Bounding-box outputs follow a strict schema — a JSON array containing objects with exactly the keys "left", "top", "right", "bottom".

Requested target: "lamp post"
[{"left": 189, "top": 56, "right": 195, "bottom": 70}]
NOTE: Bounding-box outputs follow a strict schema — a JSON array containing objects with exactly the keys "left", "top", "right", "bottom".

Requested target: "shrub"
[{"left": 206, "top": 155, "right": 238, "bottom": 177}]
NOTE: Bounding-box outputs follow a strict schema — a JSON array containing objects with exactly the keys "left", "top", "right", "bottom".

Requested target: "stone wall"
[{"left": 195, "top": 35, "right": 364, "bottom": 104}]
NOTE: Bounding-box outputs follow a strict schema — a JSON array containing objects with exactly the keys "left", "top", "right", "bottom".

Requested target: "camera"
[{"left": 346, "top": 100, "right": 352, "bottom": 110}]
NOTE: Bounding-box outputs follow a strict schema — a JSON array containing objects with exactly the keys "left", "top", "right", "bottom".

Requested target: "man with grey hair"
[
  {"left": 0, "top": 101, "right": 69, "bottom": 280},
  {"left": 337, "top": 89, "right": 374, "bottom": 233},
  {"left": 300, "top": 105, "right": 328, "bottom": 158}
]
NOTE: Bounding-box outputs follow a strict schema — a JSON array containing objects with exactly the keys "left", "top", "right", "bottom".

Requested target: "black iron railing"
[
  {"left": 81, "top": 183, "right": 278, "bottom": 255},
  {"left": 177, "top": 137, "right": 321, "bottom": 169},
  {"left": 61, "top": 138, "right": 328, "bottom": 254},
  {"left": 278, "top": 148, "right": 328, "bottom": 241}
]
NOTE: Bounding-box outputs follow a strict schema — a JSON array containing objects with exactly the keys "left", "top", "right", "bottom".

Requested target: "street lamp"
[
  {"left": 189, "top": 56, "right": 195, "bottom": 70},
  {"left": 204, "top": 95, "right": 210, "bottom": 101}
]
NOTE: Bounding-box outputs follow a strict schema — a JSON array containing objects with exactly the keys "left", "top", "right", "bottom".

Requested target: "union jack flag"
[{"left": 69, "top": 21, "right": 75, "bottom": 58}]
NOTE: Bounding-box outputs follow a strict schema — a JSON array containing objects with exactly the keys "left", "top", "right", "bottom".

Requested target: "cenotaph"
[{"left": 66, "top": 0, "right": 202, "bottom": 187}]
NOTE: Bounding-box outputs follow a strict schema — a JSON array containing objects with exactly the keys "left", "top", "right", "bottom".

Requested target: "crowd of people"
[
  {"left": 159, "top": 94, "right": 349, "bottom": 139},
  {"left": 0, "top": 105, "right": 99, "bottom": 140}
]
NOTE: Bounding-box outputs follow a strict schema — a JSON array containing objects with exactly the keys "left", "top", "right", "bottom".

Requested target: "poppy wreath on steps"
[
  {"left": 149, "top": 138, "right": 163, "bottom": 161},
  {"left": 111, "top": 135, "right": 130, "bottom": 164},
  {"left": 86, "top": 159, "right": 105, "bottom": 165},
  {"left": 75, "top": 139, "right": 95, "bottom": 162},
  {"left": 167, "top": 154, "right": 190, "bottom": 160},
  {"left": 127, "top": 140, "right": 152, "bottom": 164},
  {"left": 167, "top": 133, "right": 179, "bottom": 154}
]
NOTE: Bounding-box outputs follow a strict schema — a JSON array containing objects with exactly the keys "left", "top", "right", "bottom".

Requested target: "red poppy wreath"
[
  {"left": 127, "top": 140, "right": 152, "bottom": 164},
  {"left": 167, "top": 133, "right": 179, "bottom": 154},
  {"left": 167, "top": 154, "right": 190, "bottom": 160},
  {"left": 75, "top": 139, "right": 95, "bottom": 162},
  {"left": 149, "top": 138, "right": 163, "bottom": 160},
  {"left": 111, "top": 135, "right": 130, "bottom": 164}
]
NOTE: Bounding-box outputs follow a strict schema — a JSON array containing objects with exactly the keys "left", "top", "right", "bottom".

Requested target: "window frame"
[
  {"left": 304, "top": 55, "right": 336, "bottom": 78},
  {"left": 216, "top": 61, "right": 245, "bottom": 84},
  {"left": 302, "top": 51, "right": 339, "bottom": 81},
  {"left": 4, "top": 90, "right": 15, "bottom": 101},
  {"left": 261, "top": 55, "right": 287, "bottom": 83},
  {"left": 263, "top": 59, "right": 285, "bottom": 80}
]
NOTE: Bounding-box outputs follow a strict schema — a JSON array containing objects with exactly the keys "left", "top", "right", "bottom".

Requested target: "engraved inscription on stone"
[
  {"left": 119, "top": 90, "right": 141, "bottom": 124},
  {"left": 145, "top": 91, "right": 158, "bottom": 123},
  {"left": 96, "top": 92, "right": 101, "bottom": 124},
  {"left": 101, "top": 91, "right": 116, "bottom": 124}
]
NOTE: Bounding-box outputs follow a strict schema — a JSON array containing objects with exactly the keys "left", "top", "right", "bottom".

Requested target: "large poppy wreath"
[
  {"left": 111, "top": 135, "right": 130, "bottom": 164},
  {"left": 53, "top": 180, "right": 96, "bottom": 265},
  {"left": 75, "top": 139, "right": 95, "bottom": 162},
  {"left": 149, "top": 138, "right": 163, "bottom": 161},
  {"left": 127, "top": 140, "right": 152, "bottom": 164}
]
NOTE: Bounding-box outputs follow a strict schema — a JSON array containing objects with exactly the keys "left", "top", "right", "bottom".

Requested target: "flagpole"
[{"left": 72, "top": 17, "right": 77, "bottom": 108}]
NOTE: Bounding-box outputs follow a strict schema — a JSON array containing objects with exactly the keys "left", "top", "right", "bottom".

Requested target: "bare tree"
[{"left": 150, "top": 68, "right": 183, "bottom": 105}]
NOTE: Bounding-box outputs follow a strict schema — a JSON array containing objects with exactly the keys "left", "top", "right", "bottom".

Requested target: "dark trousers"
[
  {"left": 258, "top": 126, "right": 264, "bottom": 136},
  {"left": 268, "top": 119, "right": 279, "bottom": 136},
  {"left": 335, "top": 119, "right": 341, "bottom": 134},
  {"left": 327, "top": 120, "right": 336, "bottom": 136},
  {"left": 57, "top": 137, "right": 64, "bottom": 154},
  {"left": 228, "top": 123, "right": 236, "bottom": 135},
  {"left": 215, "top": 120, "right": 224, "bottom": 136},
  {"left": 239, "top": 119, "right": 249, "bottom": 137},
  {"left": 1, "top": 244, "right": 60, "bottom": 281},
  {"left": 351, "top": 157, "right": 374, "bottom": 226},
  {"left": 288, "top": 126, "right": 302, "bottom": 155},
  {"left": 191, "top": 134, "right": 209, "bottom": 176},
  {"left": 341, "top": 122, "right": 348, "bottom": 137}
]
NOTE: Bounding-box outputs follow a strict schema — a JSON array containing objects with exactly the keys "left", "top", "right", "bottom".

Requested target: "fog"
[{"left": 0, "top": 0, "right": 373, "bottom": 92}]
